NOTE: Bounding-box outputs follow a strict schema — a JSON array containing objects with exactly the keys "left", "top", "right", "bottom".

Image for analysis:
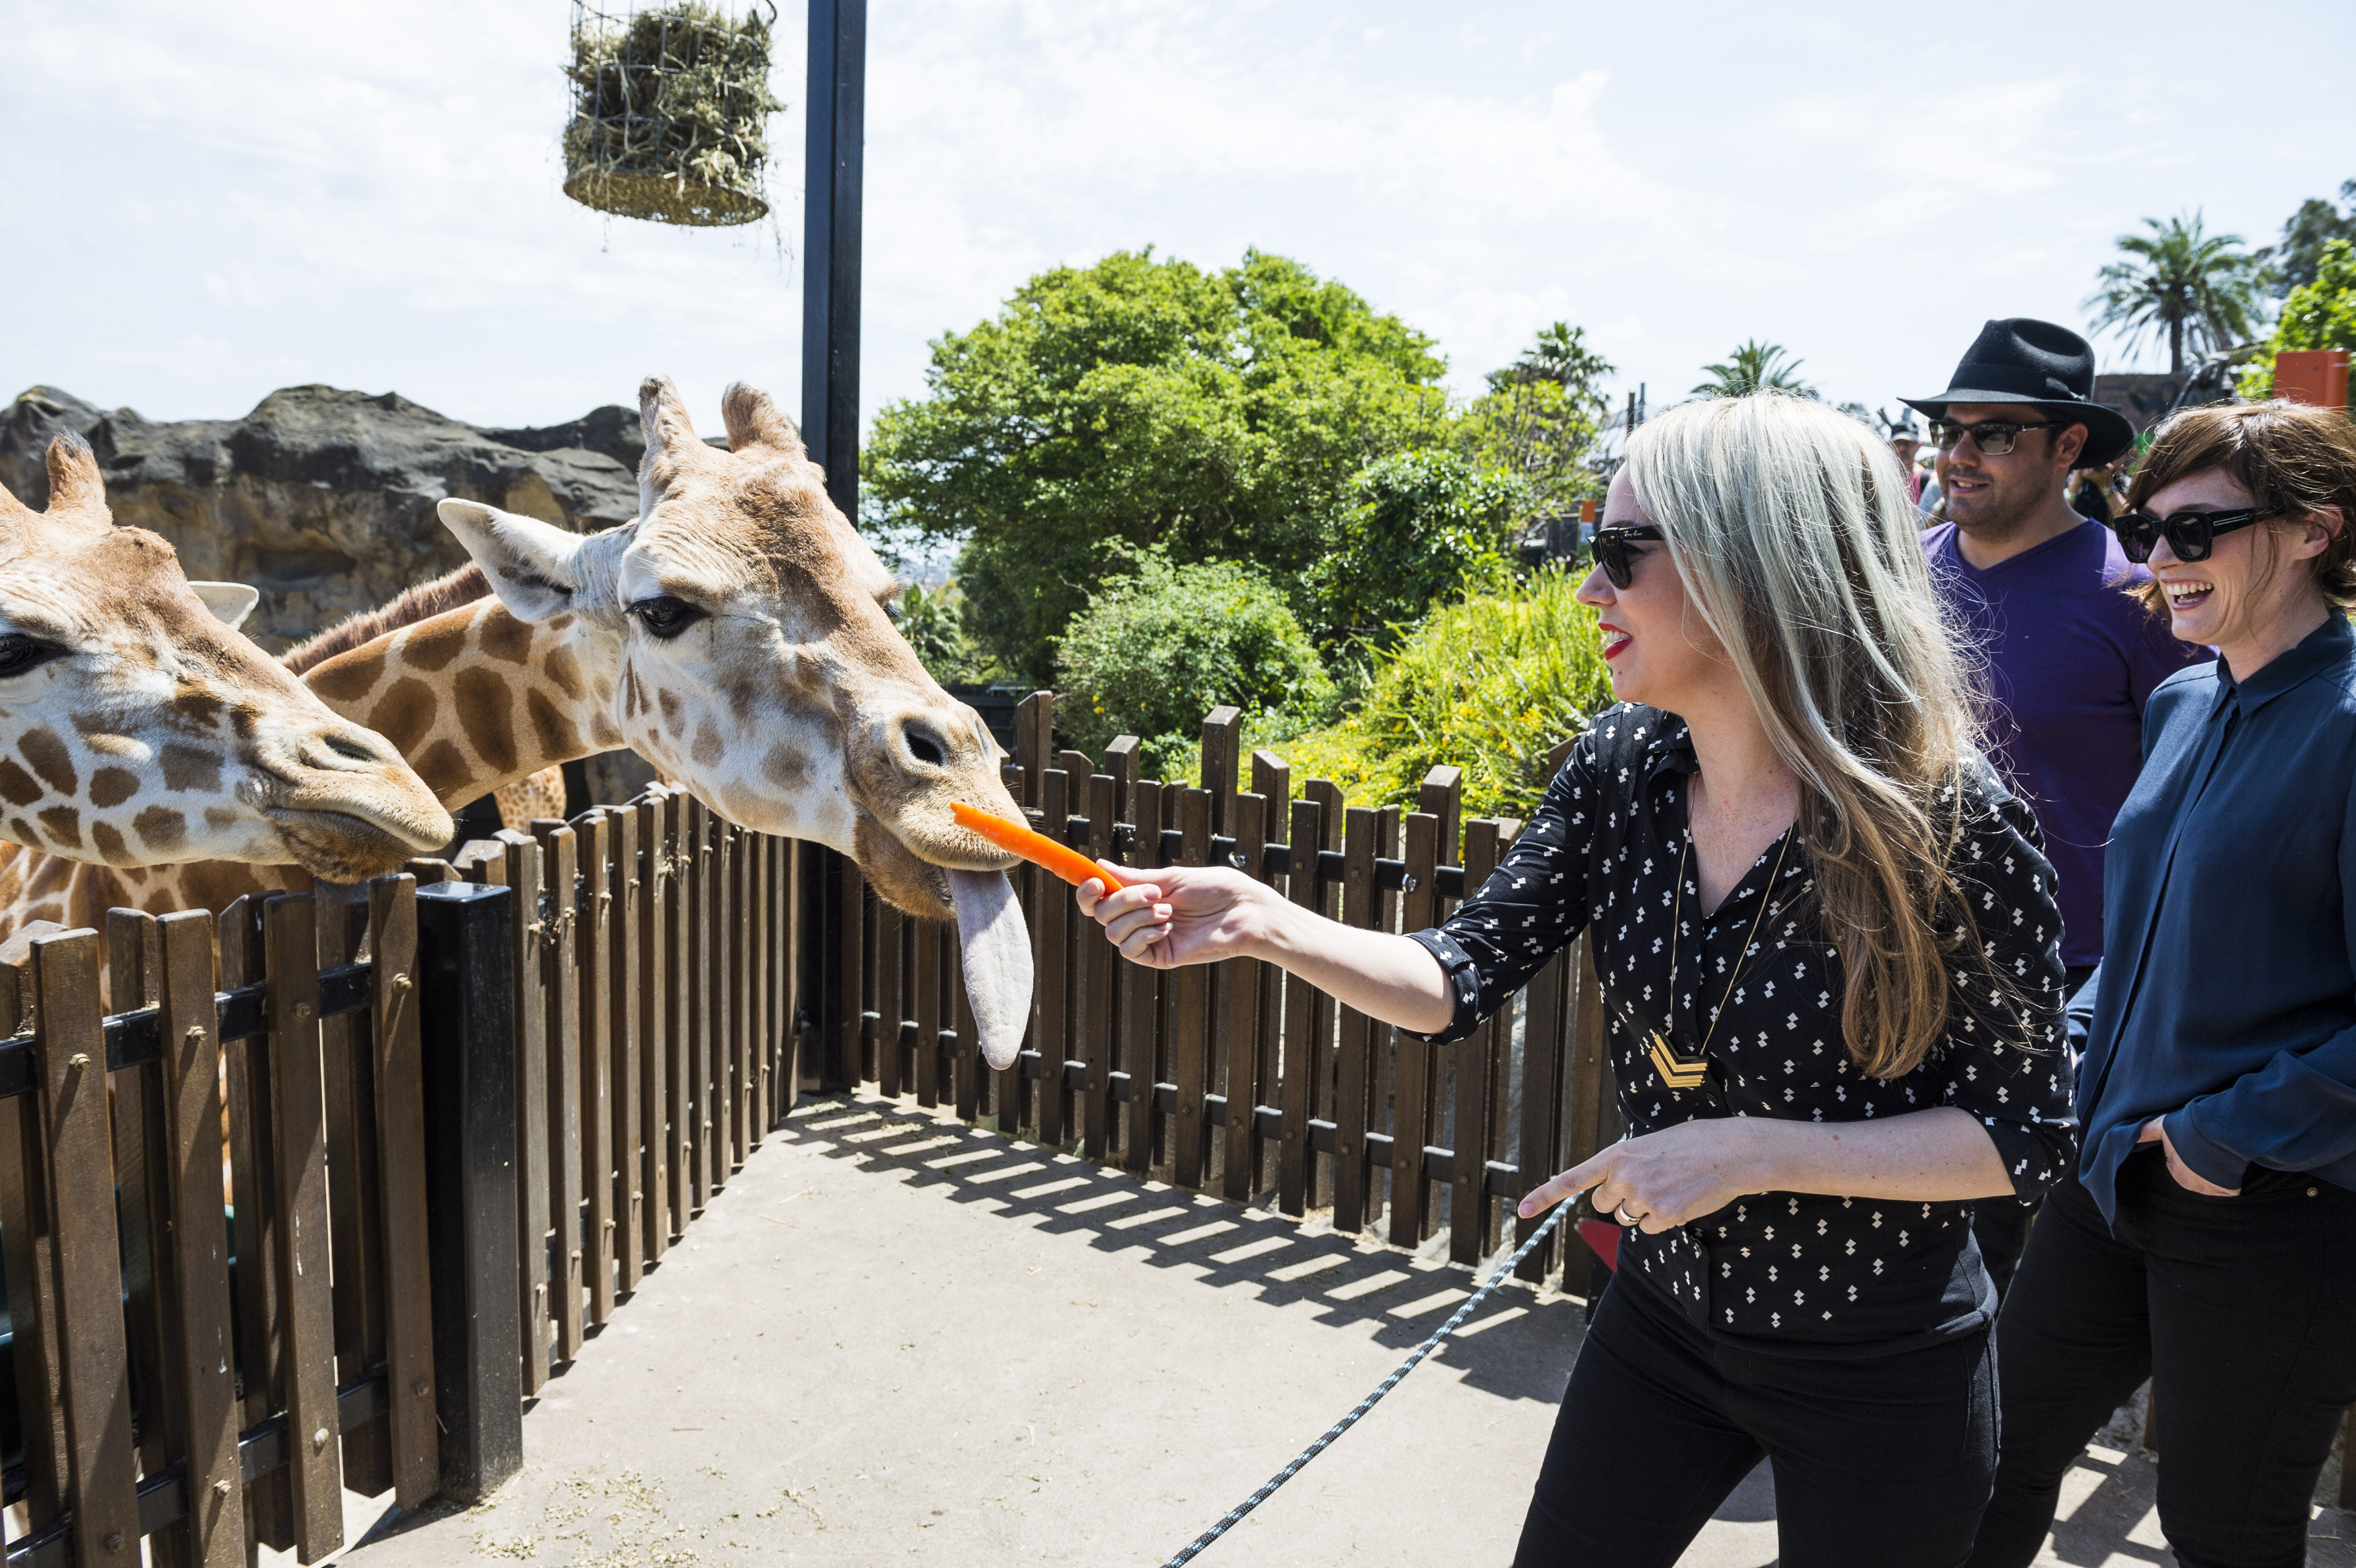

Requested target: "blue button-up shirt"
[{"left": 2071, "top": 614, "right": 2356, "bottom": 1223}]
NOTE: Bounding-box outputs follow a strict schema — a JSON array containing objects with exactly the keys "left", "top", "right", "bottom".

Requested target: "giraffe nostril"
[
  {"left": 903, "top": 723, "right": 948, "bottom": 770},
  {"left": 322, "top": 733, "right": 381, "bottom": 766}
]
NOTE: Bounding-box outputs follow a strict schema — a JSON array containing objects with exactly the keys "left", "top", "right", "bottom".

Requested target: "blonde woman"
[{"left": 1081, "top": 394, "right": 2071, "bottom": 1565}]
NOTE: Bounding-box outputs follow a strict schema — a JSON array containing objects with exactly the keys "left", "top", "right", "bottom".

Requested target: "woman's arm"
[
  {"left": 1078, "top": 867, "right": 1456, "bottom": 1035},
  {"left": 1519, "top": 1107, "right": 2015, "bottom": 1230}
]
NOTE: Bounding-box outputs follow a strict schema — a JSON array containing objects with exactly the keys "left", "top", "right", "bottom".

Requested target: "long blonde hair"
[{"left": 1626, "top": 394, "right": 1997, "bottom": 1078}]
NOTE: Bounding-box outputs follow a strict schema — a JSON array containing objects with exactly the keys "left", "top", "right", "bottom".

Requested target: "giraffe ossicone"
[
  {"left": 0, "top": 434, "right": 453, "bottom": 881},
  {"left": 329, "top": 377, "right": 1035, "bottom": 1066}
]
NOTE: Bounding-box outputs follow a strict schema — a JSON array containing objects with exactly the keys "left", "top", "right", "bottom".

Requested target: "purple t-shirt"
[{"left": 1922, "top": 519, "right": 2206, "bottom": 968}]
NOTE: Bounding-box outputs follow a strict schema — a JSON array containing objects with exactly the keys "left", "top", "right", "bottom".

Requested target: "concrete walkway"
[{"left": 333, "top": 1097, "right": 2356, "bottom": 1567}]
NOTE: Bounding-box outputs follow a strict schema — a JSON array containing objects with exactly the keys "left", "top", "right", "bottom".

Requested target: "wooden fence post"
[
  {"left": 416, "top": 881, "right": 523, "bottom": 1503},
  {"left": 262, "top": 894, "right": 345, "bottom": 1557},
  {"left": 154, "top": 909, "right": 248, "bottom": 1563},
  {"left": 1334, "top": 806, "right": 1378, "bottom": 1234},
  {"left": 33, "top": 929, "right": 140, "bottom": 1567}
]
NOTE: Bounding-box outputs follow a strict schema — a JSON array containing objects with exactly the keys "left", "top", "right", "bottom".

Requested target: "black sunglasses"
[
  {"left": 1592, "top": 524, "right": 1664, "bottom": 590},
  {"left": 2111, "top": 506, "right": 2276, "bottom": 564},
  {"left": 1928, "top": 418, "right": 2067, "bottom": 455}
]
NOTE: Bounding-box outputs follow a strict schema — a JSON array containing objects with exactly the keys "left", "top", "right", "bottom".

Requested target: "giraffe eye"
[
  {"left": 628, "top": 596, "right": 706, "bottom": 641},
  {"left": 0, "top": 635, "right": 64, "bottom": 678}
]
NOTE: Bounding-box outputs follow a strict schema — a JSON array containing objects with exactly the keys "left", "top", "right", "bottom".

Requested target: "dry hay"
[{"left": 563, "top": 1, "right": 783, "bottom": 227}]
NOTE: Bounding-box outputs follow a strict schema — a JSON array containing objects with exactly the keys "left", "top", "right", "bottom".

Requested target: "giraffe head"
[
  {"left": 439, "top": 377, "right": 1034, "bottom": 1064},
  {"left": 0, "top": 434, "right": 454, "bottom": 880}
]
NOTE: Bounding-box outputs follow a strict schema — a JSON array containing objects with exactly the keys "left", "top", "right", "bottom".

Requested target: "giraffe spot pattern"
[
  {"left": 691, "top": 722, "right": 723, "bottom": 767},
  {"left": 526, "top": 688, "right": 579, "bottom": 762},
  {"left": 402, "top": 616, "right": 471, "bottom": 674},
  {"left": 89, "top": 768, "right": 140, "bottom": 809},
  {"left": 454, "top": 667, "right": 517, "bottom": 776},
  {"left": 371, "top": 678, "right": 439, "bottom": 755},
  {"left": 478, "top": 612, "right": 533, "bottom": 665},
  {"left": 763, "top": 743, "right": 809, "bottom": 791},
  {"left": 19, "top": 729, "right": 75, "bottom": 796},
  {"left": 89, "top": 821, "right": 128, "bottom": 864},
  {"left": 306, "top": 651, "right": 384, "bottom": 704},
  {"left": 544, "top": 645, "right": 584, "bottom": 701},
  {"left": 133, "top": 806, "right": 185, "bottom": 854},
  {"left": 173, "top": 690, "right": 224, "bottom": 728},
  {"left": 161, "top": 743, "right": 221, "bottom": 794},
  {"left": 0, "top": 759, "right": 41, "bottom": 809},
  {"left": 416, "top": 740, "right": 470, "bottom": 798},
  {"left": 36, "top": 806, "right": 81, "bottom": 850}
]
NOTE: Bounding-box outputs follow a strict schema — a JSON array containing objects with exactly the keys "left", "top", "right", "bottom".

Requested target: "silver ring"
[{"left": 1615, "top": 1203, "right": 1641, "bottom": 1228}]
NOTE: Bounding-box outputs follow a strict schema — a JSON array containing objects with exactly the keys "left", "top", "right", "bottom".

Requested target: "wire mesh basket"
[{"left": 562, "top": 0, "right": 783, "bottom": 227}]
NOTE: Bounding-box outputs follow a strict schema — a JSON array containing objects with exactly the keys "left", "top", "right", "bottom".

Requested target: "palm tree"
[
  {"left": 2084, "top": 212, "right": 2262, "bottom": 375},
  {"left": 1691, "top": 340, "right": 1814, "bottom": 398},
  {"left": 1486, "top": 322, "right": 1615, "bottom": 402}
]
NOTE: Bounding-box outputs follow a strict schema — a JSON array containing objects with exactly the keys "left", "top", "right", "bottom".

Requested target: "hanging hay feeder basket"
[{"left": 563, "top": 0, "right": 783, "bottom": 228}]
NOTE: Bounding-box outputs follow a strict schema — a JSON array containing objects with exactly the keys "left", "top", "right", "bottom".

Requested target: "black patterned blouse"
[{"left": 1406, "top": 704, "right": 2075, "bottom": 1353}]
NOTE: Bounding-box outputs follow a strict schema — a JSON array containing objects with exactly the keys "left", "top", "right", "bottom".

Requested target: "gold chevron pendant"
[{"left": 1647, "top": 1030, "right": 1711, "bottom": 1092}]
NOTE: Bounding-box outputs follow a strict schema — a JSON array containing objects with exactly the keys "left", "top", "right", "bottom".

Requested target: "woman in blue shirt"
[{"left": 1969, "top": 402, "right": 2356, "bottom": 1568}]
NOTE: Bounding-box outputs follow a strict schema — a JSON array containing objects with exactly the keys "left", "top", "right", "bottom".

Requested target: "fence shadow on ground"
[{"left": 780, "top": 1095, "right": 1587, "bottom": 1407}]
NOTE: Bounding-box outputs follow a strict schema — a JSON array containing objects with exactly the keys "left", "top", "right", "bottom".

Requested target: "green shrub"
[
  {"left": 1188, "top": 565, "right": 1614, "bottom": 821},
  {"left": 1055, "top": 551, "right": 1334, "bottom": 778},
  {"left": 1302, "top": 449, "right": 1521, "bottom": 650}
]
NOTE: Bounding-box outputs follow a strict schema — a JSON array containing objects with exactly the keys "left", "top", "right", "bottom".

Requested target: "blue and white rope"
[{"left": 1159, "top": 1200, "right": 1575, "bottom": 1566}]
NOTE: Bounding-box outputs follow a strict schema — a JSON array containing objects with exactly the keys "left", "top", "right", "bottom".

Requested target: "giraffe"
[
  {"left": 4, "top": 381, "right": 1036, "bottom": 1064},
  {"left": 0, "top": 432, "right": 453, "bottom": 901}
]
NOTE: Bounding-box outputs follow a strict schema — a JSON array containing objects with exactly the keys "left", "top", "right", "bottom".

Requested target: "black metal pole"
[
  {"left": 416, "top": 882, "right": 523, "bottom": 1502},
  {"left": 803, "top": 0, "right": 867, "bottom": 522}
]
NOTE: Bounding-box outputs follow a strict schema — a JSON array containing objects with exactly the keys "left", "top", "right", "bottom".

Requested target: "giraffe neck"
[{"left": 302, "top": 599, "right": 625, "bottom": 809}]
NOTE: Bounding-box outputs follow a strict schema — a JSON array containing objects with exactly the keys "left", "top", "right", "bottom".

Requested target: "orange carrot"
[{"left": 953, "top": 802, "right": 1128, "bottom": 892}]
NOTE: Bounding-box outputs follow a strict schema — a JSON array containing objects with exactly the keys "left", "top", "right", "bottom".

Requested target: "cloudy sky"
[{"left": 9, "top": 0, "right": 2351, "bottom": 440}]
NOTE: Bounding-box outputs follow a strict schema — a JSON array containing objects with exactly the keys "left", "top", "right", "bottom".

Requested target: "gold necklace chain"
[{"left": 1649, "top": 826, "right": 1794, "bottom": 1092}]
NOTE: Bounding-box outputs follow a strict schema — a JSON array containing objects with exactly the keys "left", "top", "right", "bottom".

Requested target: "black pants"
[
  {"left": 1514, "top": 1272, "right": 1997, "bottom": 1567},
  {"left": 1967, "top": 1148, "right": 2356, "bottom": 1568}
]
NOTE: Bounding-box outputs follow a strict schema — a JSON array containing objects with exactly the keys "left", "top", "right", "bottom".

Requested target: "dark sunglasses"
[
  {"left": 1928, "top": 418, "right": 2066, "bottom": 455},
  {"left": 2111, "top": 506, "right": 2276, "bottom": 564},
  {"left": 1592, "top": 524, "right": 1664, "bottom": 590}
]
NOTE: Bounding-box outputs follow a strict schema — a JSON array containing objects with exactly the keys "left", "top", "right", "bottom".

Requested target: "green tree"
[
  {"left": 1301, "top": 450, "right": 1521, "bottom": 651},
  {"left": 1692, "top": 340, "right": 1815, "bottom": 398},
  {"left": 1455, "top": 322, "right": 1613, "bottom": 524},
  {"left": 2237, "top": 239, "right": 2356, "bottom": 400},
  {"left": 864, "top": 248, "right": 1449, "bottom": 684},
  {"left": 1054, "top": 551, "right": 1333, "bottom": 778},
  {"left": 2085, "top": 212, "right": 2261, "bottom": 375},
  {"left": 2257, "top": 181, "right": 2356, "bottom": 298}
]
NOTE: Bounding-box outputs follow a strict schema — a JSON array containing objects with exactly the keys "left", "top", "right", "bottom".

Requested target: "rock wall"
[{"left": 0, "top": 383, "right": 649, "bottom": 651}]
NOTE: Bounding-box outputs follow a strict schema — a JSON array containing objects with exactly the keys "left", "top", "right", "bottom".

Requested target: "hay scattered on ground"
[{"left": 563, "top": 1, "right": 783, "bottom": 226}]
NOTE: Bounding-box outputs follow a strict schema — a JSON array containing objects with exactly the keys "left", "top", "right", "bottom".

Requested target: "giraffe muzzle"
[{"left": 257, "top": 723, "right": 456, "bottom": 878}]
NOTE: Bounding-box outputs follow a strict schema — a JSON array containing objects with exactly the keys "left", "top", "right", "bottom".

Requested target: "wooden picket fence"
[
  {"left": 439, "top": 785, "right": 801, "bottom": 1393},
  {"left": 0, "top": 778, "right": 807, "bottom": 1565},
  {"left": 0, "top": 881, "right": 439, "bottom": 1567},
  {"left": 821, "top": 694, "right": 1626, "bottom": 1291}
]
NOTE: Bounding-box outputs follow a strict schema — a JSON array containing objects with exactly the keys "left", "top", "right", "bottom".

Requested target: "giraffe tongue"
[{"left": 947, "top": 869, "right": 1033, "bottom": 1070}]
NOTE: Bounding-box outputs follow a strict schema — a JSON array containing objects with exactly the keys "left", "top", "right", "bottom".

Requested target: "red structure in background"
[{"left": 2277, "top": 349, "right": 2351, "bottom": 410}]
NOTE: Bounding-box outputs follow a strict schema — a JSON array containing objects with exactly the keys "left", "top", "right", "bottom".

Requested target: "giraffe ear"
[
  {"left": 188, "top": 582, "right": 261, "bottom": 630},
  {"left": 437, "top": 499, "right": 586, "bottom": 623}
]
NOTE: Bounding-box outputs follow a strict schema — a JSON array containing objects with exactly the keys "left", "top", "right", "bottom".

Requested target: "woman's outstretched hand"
[
  {"left": 1077, "top": 864, "right": 1273, "bottom": 970},
  {"left": 1516, "top": 1120, "right": 1768, "bottom": 1234}
]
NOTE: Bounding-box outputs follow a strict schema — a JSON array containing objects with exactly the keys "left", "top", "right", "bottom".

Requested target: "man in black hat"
[{"left": 1906, "top": 318, "right": 2204, "bottom": 1294}]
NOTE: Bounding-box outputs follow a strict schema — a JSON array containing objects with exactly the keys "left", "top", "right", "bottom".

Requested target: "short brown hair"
[{"left": 2124, "top": 401, "right": 2356, "bottom": 616}]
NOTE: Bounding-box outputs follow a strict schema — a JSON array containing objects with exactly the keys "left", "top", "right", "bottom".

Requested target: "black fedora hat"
[{"left": 1901, "top": 317, "right": 2134, "bottom": 468}]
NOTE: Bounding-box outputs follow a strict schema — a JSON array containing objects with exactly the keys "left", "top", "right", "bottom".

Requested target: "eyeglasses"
[
  {"left": 2111, "top": 506, "right": 2277, "bottom": 564},
  {"left": 1928, "top": 418, "right": 2067, "bottom": 455},
  {"left": 1592, "top": 524, "right": 1664, "bottom": 590}
]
